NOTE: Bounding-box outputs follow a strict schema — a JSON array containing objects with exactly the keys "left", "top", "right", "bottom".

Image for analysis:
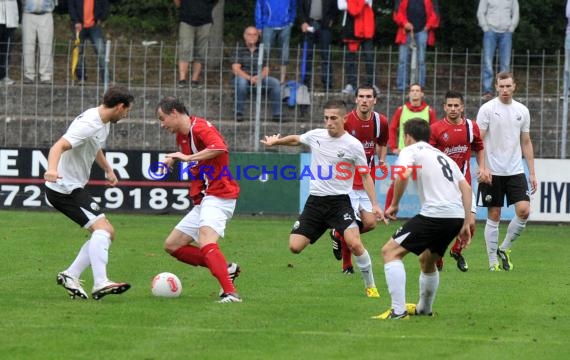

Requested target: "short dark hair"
[
  {"left": 496, "top": 71, "right": 514, "bottom": 83},
  {"left": 102, "top": 86, "right": 134, "bottom": 108},
  {"left": 403, "top": 118, "right": 430, "bottom": 142},
  {"left": 156, "top": 96, "right": 189, "bottom": 116},
  {"left": 323, "top": 98, "right": 348, "bottom": 113},
  {"left": 409, "top": 83, "right": 423, "bottom": 91},
  {"left": 356, "top": 83, "right": 377, "bottom": 98},
  {"left": 444, "top": 90, "right": 464, "bottom": 104}
]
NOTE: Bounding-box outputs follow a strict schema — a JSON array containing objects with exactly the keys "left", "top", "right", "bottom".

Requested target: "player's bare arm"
[
  {"left": 95, "top": 149, "right": 118, "bottom": 186},
  {"left": 520, "top": 132, "right": 537, "bottom": 194},
  {"left": 44, "top": 137, "right": 72, "bottom": 182},
  {"left": 361, "top": 172, "right": 387, "bottom": 224},
  {"left": 165, "top": 148, "right": 225, "bottom": 163},
  {"left": 385, "top": 171, "right": 411, "bottom": 220},
  {"left": 260, "top": 134, "right": 301, "bottom": 146}
]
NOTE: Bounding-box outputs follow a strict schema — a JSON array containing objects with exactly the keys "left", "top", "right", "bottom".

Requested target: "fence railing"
[{"left": 1, "top": 40, "right": 569, "bottom": 158}]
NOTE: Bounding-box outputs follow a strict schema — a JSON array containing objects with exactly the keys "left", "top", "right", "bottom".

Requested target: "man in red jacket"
[
  {"left": 393, "top": 0, "right": 439, "bottom": 91},
  {"left": 340, "top": 0, "right": 378, "bottom": 95}
]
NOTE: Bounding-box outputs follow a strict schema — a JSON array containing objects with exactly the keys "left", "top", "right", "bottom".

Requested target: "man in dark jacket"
[
  {"left": 68, "top": 0, "right": 110, "bottom": 84},
  {"left": 298, "top": 0, "right": 338, "bottom": 91}
]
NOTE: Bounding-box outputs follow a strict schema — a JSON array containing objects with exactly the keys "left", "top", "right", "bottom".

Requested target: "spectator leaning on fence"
[
  {"left": 231, "top": 26, "right": 282, "bottom": 123},
  {"left": 477, "top": 0, "right": 519, "bottom": 101},
  {"left": 174, "top": 0, "right": 218, "bottom": 89},
  {"left": 0, "top": 0, "right": 19, "bottom": 86},
  {"left": 393, "top": 0, "right": 439, "bottom": 91},
  {"left": 255, "top": 0, "right": 297, "bottom": 84},
  {"left": 22, "top": 0, "right": 56, "bottom": 84},
  {"left": 68, "top": 0, "right": 111, "bottom": 84}
]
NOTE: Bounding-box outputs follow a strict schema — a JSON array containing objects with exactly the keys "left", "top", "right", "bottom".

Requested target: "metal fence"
[{"left": 1, "top": 39, "right": 569, "bottom": 158}]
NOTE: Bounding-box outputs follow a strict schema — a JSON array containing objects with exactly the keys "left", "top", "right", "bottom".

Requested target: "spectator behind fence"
[
  {"left": 68, "top": 0, "right": 110, "bottom": 85},
  {"left": 298, "top": 0, "right": 339, "bottom": 91},
  {"left": 174, "top": 0, "right": 217, "bottom": 89},
  {"left": 477, "top": 0, "right": 519, "bottom": 101},
  {"left": 340, "top": 0, "right": 378, "bottom": 96},
  {"left": 0, "top": 0, "right": 19, "bottom": 86},
  {"left": 231, "top": 26, "right": 282, "bottom": 123},
  {"left": 255, "top": 0, "right": 297, "bottom": 84},
  {"left": 393, "top": 0, "right": 439, "bottom": 91},
  {"left": 22, "top": 0, "right": 55, "bottom": 84}
]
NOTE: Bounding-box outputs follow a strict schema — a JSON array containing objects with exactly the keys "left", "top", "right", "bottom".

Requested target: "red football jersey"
[
  {"left": 345, "top": 110, "right": 389, "bottom": 189},
  {"left": 429, "top": 117, "right": 484, "bottom": 184},
  {"left": 176, "top": 116, "right": 240, "bottom": 203}
]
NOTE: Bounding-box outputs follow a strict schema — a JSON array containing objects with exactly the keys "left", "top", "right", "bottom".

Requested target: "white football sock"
[
  {"left": 484, "top": 219, "right": 500, "bottom": 266},
  {"left": 65, "top": 240, "right": 91, "bottom": 278},
  {"left": 384, "top": 260, "right": 406, "bottom": 315},
  {"left": 355, "top": 249, "right": 375, "bottom": 288},
  {"left": 417, "top": 271, "right": 439, "bottom": 314},
  {"left": 500, "top": 216, "right": 527, "bottom": 250},
  {"left": 89, "top": 230, "right": 111, "bottom": 288}
]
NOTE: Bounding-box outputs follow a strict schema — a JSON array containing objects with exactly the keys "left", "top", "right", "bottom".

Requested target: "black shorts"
[
  {"left": 477, "top": 173, "right": 530, "bottom": 207},
  {"left": 45, "top": 187, "right": 104, "bottom": 228},
  {"left": 291, "top": 194, "right": 357, "bottom": 243},
  {"left": 392, "top": 215, "right": 464, "bottom": 257}
]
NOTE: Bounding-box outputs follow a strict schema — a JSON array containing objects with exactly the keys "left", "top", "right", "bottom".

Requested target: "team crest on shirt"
[
  {"left": 442, "top": 132, "right": 449, "bottom": 142},
  {"left": 351, "top": 130, "right": 356, "bottom": 136},
  {"left": 90, "top": 202, "right": 100, "bottom": 212},
  {"left": 337, "top": 150, "right": 345, "bottom": 158},
  {"left": 343, "top": 213, "right": 353, "bottom": 221},
  {"left": 516, "top": 115, "right": 522, "bottom": 122}
]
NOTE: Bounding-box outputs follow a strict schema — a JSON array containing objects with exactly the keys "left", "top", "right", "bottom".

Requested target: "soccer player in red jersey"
[
  {"left": 330, "top": 84, "right": 389, "bottom": 277},
  {"left": 429, "top": 90, "right": 489, "bottom": 272},
  {"left": 156, "top": 97, "right": 242, "bottom": 303}
]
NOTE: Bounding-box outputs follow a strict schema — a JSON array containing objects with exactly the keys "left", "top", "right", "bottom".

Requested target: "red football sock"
[
  {"left": 171, "top": 245, "right": 207, "bottom": 267},
  {"left": 385, "top": 181, "right": 395, "bottom": 210},
  {"left": 451, "top": 238, "right": 462, "bottom": 254},
  {"left": 341, "top": 236, "right": 353, "bottom": 269},
  {"left": 201, "top": 243, "right": 235, "bottom": 294}
]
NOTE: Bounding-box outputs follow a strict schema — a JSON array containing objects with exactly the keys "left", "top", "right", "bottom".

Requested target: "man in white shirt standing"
[
  {"left": 476, "top": 71, "right": 537, "bottom": 272},
  {"left": 373, "top": 118, "right": 472, "bottom": 320},
  {"left": 44, "top": 86, "right": 134, "bottom": 300},
  {"left": 261, "top": 98, "right": 386, "bottom": 298}
]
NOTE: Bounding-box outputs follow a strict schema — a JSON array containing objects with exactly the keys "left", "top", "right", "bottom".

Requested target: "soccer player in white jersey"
[
  {"left": 476, "top": 71, "right": 537, "bottom": 271},
  {"left": 372, "top": 118, "right": 472, "bottom": 320},
  {"left": 44, "top": 86, "right": 134, "bottom": 300},
  {"left": 261, "top": 99, "right": 386, "bottom": 298}
]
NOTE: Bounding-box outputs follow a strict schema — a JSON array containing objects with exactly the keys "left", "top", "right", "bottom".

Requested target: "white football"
[{"left": 151, "top": 272, "right": 182, "bottom": 297}]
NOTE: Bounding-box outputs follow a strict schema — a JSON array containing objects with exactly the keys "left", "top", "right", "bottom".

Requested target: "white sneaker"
[
  {"left": 218, "top": 292, "right": 242, "bottom": 303},
  {"left": 92, "top": 280, "right": 131, "bottom": 300},
  {"left": 56, "top": 272, "right": 88, "bottom": 299},
  {"left": 0, "top": 77, "right": 15, "bottom": 85},
  {"left": 342, "top": 84, "right": 355, "bottom": 95}
]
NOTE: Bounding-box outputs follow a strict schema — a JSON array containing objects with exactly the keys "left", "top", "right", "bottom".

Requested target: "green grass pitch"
[{"left": 0, "top": 210, "right": 569, "bottom": 359}]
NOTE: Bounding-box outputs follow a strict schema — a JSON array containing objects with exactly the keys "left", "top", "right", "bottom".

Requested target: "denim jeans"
[
  {"left": 396, "top": 30, "right": 427, "bottom": 90},
  {"left": 233, "top": 75, "right": 282, "bottom": 116},
  {"left": 261, "top": 24, "right": 292, "bottom": 66},
  {"left": 345, "top": 39, "right": 375, "bottom": 87},
  {"left": 304, "top": 21, "right": 333, "bottom": 88},
  {"left": 76, "top": 25, "right": 106, "bottom": 81},
  {"left": 482, "top": 31, "right": 512, "bottom": 93}
]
